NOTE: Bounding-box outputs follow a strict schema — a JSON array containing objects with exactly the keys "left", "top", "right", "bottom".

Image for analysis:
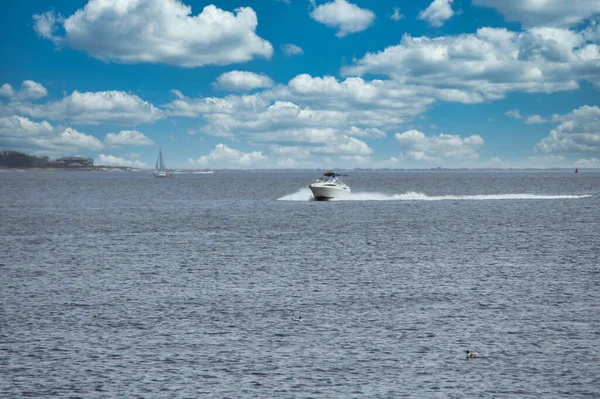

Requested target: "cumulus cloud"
[
  {"left": 391, "top": 7, "right": 404, "bottom": 21},
  {"left": 33, "top": 0, "right": 273, "bottom": 67},
  {"left": 98, "top": 154, "right": 148, "bottom": 168},
  {"left": 284, "top": 74, "right": 434, "bottom": 120},
  {"left": 535, "top": 105, "right": 600, "bottom": 154},
  {"left": 524, "top": 154, "right": 567, "bottom": 167},
  {"left": 342, "top": 27, "right": 600, "bottom": 101},
  {"left": 418, "top": 0, "right": 455, "bottom": 28},
  {"left": 188, "top": 143, "right": 267, "bottom": 167},
  {"left": 0, "top": 80, "right": 48, "bottom": 100},
  {"left": 0, "top": 115, "right": 103, "bottom": 153},
  {"left": 104, "top": 130, "right": 155, "bottom": 147},
  {"left": 505, "top": 109, "right": 524, "bottom": 119},
  {"left": 525, "top": 115, "right": 549, "bottom": 124},
  {"left": 213, "top": 71, "right": 274, "bottom": 91},
  {"left": 347, "top": 126, "right": 386, "bottom": 138},
  {"left": 49, "top": 128, "right": 104, "bottom": 151},
  {"left": 164, "top": 74, "right": 436, "bottom": 165},
  {"left": 473, "top": 0, "right": 600, "bottom": 28},
  {"left": 3, "top": 90, "right": 163, "bottom": 125},
  {"left": 0, "top": 115, "right": 54, "bottom": 137},
  {"left": 506, "top": 110, "right": 549, "bottom": 124},
  {"left": 33, "top": 11, "right": 62, "bottom": 41},
  {"left": 315, "top": 135, "right": 373, "bottom": 155},
  {"left": 282, "top": 44, "right": 304, "bottom": 56},
  {"left": 0, "top": 84, "right": 14, "bottom": 98},
  {"left": 165, "top": 85, "right": 398, "bottom": 143},
  {"left": 395, "top": 129, "right": 484, "bottom": 162},
  {"left": 575, "top": 157, "right": 600, "bottom": 166},
  {"left": 310, "top": 0, "right": 375, "bottom": 37},
  {"left": 268, "top": 145, "right": 312, "bottom": 159}
]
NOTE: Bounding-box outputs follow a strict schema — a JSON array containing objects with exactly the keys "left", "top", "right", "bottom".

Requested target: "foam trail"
[
  {"left": 278, "top": 188, "right": 314, "bottom": 201},
  {"left": 278, "top": 190, "right": 592, "bottom": 201}
]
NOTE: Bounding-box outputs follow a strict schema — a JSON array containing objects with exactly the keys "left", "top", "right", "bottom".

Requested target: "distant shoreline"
[{"left": 1, "top": 167, "right": 597, "bottom": 172}]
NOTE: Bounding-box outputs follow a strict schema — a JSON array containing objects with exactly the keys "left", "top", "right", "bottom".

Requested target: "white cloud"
[
  {"left": 46, "top": 128, "right": 104, "bottom": 151},
  {"left": 391, "top": 7, "right": 404, "bottom": 21},
  {"left": 473, "top": 0, "right": 600, "bottom": 28},
  {"left": 104, "top": 130, "right": 155, "bottom": 147},
  {"left": 252, "top": 127, "right": 339, "bottom": 144},
  {"left": 0, "top": 115, "right": 103, "bottom": 153},
  {"left": 339, "top": 154, "right": 372, "bottom": 165},
  {"left": 268, "top": 145, "right": 312, "bottom": 159},
  {"left": 506, "top": 110, "right": 549, "bottom": 124},
  {"left": 164, "top": 75, "right": 431, "bottom": 162},
  {"left": 213, "top": 71, "right": 274, "bottom": 92},
  {"left": 310, "top": 0, "right": 375, "bottom": 37},
  {"left": 524, "top": 154, "right": 567, "bottom": 167},
  {"left": 418, "top": 0, "right": 455, "bottom": 28},
  {"left": 395, "top": 129, "right": 484, "bottom": 162},
  {"left": 0, "top": 84, "right": 15, "bottom": 98},
  {"left": 98, "top": 154, "right": 148, "bottom": 168},
  {"left": 33, "top": 11, "right": 61, "bottom": 41},
  {"left": 505, "top": 109, "right": 524, "bottom": 119},
  {"left": 525, "top": 115, "right": 549, "bottom": 124},
  {"left": 165, "top": 84, "right": 401, "bottom": 146},
  {"left": 342, "top": 27, "right": 600, "bottom": 101},
  {"left": 348, "top": 126, "right": 386, "bottom": 138},
  {"left": 282, "top": 44, "right": 304, "bottom": 56},
  {"left": 0, "top": 115, "right": 54, "bottom": 137},
  {"left": 284, "top": 74, "right": 434, "bottom": 119},
  {"left": 188, "top": 143, "right": 267, "bottom": 167},
  {"left": 535, "top": 105, "right": 600, "bottom": 154},
  {"left": 575, "top": 157, "right": 600, "bottom": 166},
  {"left": 316, "top": 135, "right": 373, "bottom": 155},
  {"left": 3, "top": 90, "right": 163, "bottom": 125},
  {"left": 33, "top": 0, "right": 273, "bottom": 67},
  {"left": 20, "top": 81, "right": 48, "bottom": 100},
  {"left": 0, "top": 80, "right": 48, "bottom": 100}
]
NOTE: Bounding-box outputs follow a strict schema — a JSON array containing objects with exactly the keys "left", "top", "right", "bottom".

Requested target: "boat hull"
[
  {"left": 309, "top": 184, "right": 351, "bottom": 201},
  {"left": 153, "top": 172, "right": 173, "bottom": 178}
]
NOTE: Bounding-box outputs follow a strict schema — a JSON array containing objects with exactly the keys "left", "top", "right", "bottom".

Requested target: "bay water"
[{"left": 1, "top": 170, "right": 599, "bottom": 398}]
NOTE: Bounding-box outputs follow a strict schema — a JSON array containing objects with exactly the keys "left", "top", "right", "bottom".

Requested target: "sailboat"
[{"left": 153, "top": 149, "right": 173, "bottom": 178}]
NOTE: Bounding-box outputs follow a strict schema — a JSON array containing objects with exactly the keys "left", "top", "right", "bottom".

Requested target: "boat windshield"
[{"left": 320, "top": 174, "right": 341, "bottom": 184}]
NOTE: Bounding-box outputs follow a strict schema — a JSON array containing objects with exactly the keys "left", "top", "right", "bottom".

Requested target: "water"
[{"left": 1, "top": 170, "right": 599, "bottom": 398}]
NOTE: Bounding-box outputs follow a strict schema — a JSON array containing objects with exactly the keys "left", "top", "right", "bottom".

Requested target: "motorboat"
[{"left": 309, "top": 171, "right": 351, "bottom": 200}]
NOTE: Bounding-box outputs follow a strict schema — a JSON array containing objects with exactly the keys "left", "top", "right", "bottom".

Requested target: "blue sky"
[{"left": 1, "top": 0, "right": 599, "bottom": 169}]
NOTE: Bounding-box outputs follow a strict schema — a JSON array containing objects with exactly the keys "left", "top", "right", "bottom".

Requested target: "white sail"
[
  {"left": 158, "top": 149, "right": 167, "bottom": 171},
  {"left": 153, "top": 149, "right": 173, "bottom": 178}
]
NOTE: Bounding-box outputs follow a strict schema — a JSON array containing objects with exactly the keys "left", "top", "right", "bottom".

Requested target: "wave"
[{"left": 278, "top": 189, "right": 592, "bottom": 201}]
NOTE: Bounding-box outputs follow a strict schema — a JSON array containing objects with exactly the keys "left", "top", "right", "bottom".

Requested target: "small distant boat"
[
  {"left": 153, "top": 149, "right": 173, "bottom": 178},
  {"left": 309, "top": 171, "right": 351, "bottom": 201}
]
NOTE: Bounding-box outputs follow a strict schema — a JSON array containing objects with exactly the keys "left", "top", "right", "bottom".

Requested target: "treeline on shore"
[{"left": 0, "top": 151, "right": 49, "bottom": 168}]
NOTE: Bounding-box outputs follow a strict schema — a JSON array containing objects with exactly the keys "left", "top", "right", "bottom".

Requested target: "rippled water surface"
[{"left": 1, "top": 170, "right": 599, "bottom": 398}]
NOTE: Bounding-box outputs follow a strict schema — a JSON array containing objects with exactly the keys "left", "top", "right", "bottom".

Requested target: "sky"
[{"left": 0, "top": 0, "right": 599, "bottom": 169}]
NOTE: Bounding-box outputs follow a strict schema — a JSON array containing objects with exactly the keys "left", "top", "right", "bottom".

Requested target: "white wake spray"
[{"left": 278, "top": 189, "right": 591, "bottom": 201}]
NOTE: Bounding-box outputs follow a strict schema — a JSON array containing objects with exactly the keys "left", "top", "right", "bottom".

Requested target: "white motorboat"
[
  {"left": 153, "top": 149, "right": 173, "bottom": 178},
  {"left": 309, "top": 171, "right": 351, "bottom": 200}
]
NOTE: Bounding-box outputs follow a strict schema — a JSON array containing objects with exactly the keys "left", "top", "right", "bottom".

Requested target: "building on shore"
[{"left": 47, "top": 156, "right": 94, "bottom": 168}]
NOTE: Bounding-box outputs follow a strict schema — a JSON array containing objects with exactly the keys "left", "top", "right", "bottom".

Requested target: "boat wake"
[{"left": 278, "top": 188, "right": 592, "bottom": 201}]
